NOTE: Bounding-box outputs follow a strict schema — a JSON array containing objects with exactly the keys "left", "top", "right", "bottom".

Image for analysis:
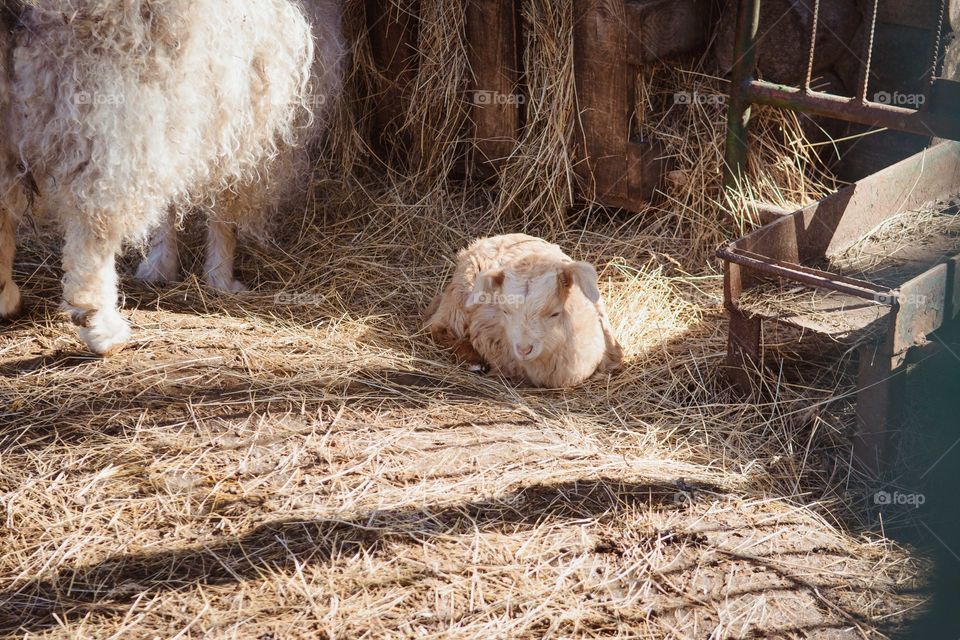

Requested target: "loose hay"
[
  {"left": 829, "top": 197, "right": 960, "bottom": 285},
  {"left": 0, "top": 0, "right": 934, "bottom": 637},
  {"left": 635, "top": 65, "right": 836, "bottom": 261}
]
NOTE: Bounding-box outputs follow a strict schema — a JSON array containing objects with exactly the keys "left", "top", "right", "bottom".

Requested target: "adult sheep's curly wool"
[{"left": 0, "top": 0, "right": 324, "bottom": 354}]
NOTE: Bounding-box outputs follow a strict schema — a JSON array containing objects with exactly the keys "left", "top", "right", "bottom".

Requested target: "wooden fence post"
[
  {"left": 466, "top": 0, "right": 522, "bottom": 178},
  {"left": 366, "top": 0, "right": 420, "bottom": 165},
  {"left": 574, "top": 0, "right": 633, "bottom": 206}
]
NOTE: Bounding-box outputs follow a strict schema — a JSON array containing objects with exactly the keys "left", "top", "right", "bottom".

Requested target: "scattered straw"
[{"left": 0, "top": 0, "right": 935, "bottom": 637}]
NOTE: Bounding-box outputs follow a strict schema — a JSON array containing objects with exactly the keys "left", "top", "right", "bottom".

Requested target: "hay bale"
[
  {"left": 493, "top": 0, "right": 578, "bottom": 229},
  {"left": 634, "top": 64, "right": 835, "bottom": 257},
  {"left": 714, "top": 0, "right": 861, "bottom": 85}
]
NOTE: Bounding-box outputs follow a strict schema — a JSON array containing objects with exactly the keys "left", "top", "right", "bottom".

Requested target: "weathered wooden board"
[
  {"left": 574, "top": 0, "right": 632, "bottom": 204},
  {"left": 466, "top": 0, "right": 522, "bottom": 177},
  {"left": 626, "top": 138, "right": 667, "bottom": 204}
]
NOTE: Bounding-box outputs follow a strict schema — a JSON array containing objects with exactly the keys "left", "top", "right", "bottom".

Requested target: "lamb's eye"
[{"left": 549, "top": 311, "right": 561, "bottom": 318}]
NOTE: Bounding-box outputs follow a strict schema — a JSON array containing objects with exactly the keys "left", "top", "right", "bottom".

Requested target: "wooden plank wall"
[
  {"left": 573, "top": 0, "right": 634, "bottom": 207},
  {"left": 573, "top": 0, "right": 707, "bottom": 209},
  {"left": 367, "top": 0, "right": 711, "bottom": 212}
]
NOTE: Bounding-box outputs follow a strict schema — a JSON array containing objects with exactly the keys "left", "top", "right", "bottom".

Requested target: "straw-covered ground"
[{"left": 0, "top": 0, "right": 942, "bottom": 637}]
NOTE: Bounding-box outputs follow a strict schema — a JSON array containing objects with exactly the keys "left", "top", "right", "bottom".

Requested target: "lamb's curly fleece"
[{"left": 0, "top": 0, "right": 341, "bottom": 354}]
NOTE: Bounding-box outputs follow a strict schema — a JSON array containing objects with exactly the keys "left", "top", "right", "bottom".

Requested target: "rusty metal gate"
[{"left": 723, "top": 0, "right": 960, "bottom": 185}]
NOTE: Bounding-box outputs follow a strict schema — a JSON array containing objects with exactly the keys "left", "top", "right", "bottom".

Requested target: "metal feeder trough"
[
  {"left": 720, "top": 142, "right": 960, "bottom": 470},
  {"left": 719, "top": 0, "right": 960, "bottom": 471}
]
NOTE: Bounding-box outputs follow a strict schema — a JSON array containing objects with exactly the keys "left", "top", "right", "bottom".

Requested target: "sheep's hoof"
[
  {"left": 0, "top": 281, "right": 23, "bottom": 320},
  {"left": 135, "top": 257, "right": 179, "bottom": 285},
  {"left": 72, "top": 307, "right": 132, "bottom": 356},
  {"left": 205, "top": 276, "right": 249, "bottom": 294}
]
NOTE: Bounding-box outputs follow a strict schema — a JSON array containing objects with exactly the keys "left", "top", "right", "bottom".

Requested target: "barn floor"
[{"left": 0, "top": 179, "right": 943, "bottom": 639}]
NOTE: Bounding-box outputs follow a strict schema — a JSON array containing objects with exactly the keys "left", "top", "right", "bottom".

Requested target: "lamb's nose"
[{"left": 516, "top": 344, "right": 534, "bottom": 357}]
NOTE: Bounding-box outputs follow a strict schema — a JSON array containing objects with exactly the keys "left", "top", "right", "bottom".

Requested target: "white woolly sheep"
[
  {"left": 136, "top": 0, "right": 346, "bottom": 293},
  {"left": 424, "top": 234, "right": 624, "bottom": 388},
  {"left": 0, "top": 0, "right": 343, "bottom": 355}
]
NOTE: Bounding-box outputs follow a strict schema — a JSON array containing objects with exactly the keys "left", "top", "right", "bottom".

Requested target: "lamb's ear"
[
  {"left": 560, "top": 262, "right": 601, "bottom": 303},
  {"left": 466, "top": 269, "right": 505, "bottom": 308}
]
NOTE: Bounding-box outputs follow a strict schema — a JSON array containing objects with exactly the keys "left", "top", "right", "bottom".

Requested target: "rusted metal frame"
[
  {"left": 721, "top": 142, "right": 960, "bottom": 308},
  {"left": 892, "top": 254, "right": 960, "bottom": 355},
  {"left": 718, "top": 247, "right": 895, "bottom": 302},
  {"left": 718, "top": 0, "right": 960, "bottom": 474},
  {"left": 722, "top": 0, "right": 760, "bottom": 192},
  {"left": 854, "top": 251, "right": 960, "bottom": 473},
  {"left": 719, "top": 142, "right": 960, "bottom": 423},
  {"left": 724, "top": 0, "right": 960, "bottom": 188},
  {"left": 724, "top": 304, "right": 763, "bottom": 394},
  {"left": 853, "top": 335, "right": 905, "bottom": 476},
  {"left": 743, "top": 80, "right": 960, "bottom": 140}
]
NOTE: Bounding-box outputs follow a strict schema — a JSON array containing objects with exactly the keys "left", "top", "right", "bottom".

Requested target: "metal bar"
[
  {"left": 717, "top": 247, "right": 896, "bottom": 301},
  {"left": 803, "top": 0, "right": 820, "bottom": 93},
  {"left": 853, "top": 340, "right": 903, "bottom": 475},
  {"left": 725, "top": 307, "right": 763, "bottom": 394},
  {"left": 744, "top": 80, "right": 960, "bottom": 140},
  {"left": 857, "top": 0, "right": 880, "bottom": 103},
  {"left": 722, "top": 0, "right": 761, "bottom": 192},
  {"left": 923, "top": 0, "right": 949, "bottom": 110}
]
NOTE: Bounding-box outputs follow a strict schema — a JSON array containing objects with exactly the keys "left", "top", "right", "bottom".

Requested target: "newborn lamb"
[{"left": 424, "top": 234, "right": 623, "bottom": 387}]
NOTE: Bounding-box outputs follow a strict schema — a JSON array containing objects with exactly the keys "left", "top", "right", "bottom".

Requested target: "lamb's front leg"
[
  {"left": 203, "top": 218, "right": 248, "bottom": 293},
  {"left": 62, "top": 225, "right": 130, "bottom": 355},
  {"left": 0, "top": 207, "right": 21, "bottom": 319},
  {"left": 135, "top": 211, "right": 180, "bottom": 284}
]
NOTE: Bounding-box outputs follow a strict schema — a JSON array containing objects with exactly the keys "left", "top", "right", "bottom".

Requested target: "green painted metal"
[{"left": 722, "top": 0, "right": 760, "bottom": 195}]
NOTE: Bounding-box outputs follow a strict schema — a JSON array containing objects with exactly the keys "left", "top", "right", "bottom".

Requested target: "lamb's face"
[
  {"left": 493, "top": 270, "right": 568, "bottom": 361},
  {"left": 468, "top": 261, "right": 602, "bottom": 364}
]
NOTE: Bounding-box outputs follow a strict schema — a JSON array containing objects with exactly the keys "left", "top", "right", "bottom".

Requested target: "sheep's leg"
[
  {"left": 428, "top": 320, "right": 489, "bottom": 373},
  {"left": 61, "top": 226, "right": 130, "bottom": 355},
  {"left": 135, "top": 212, "right": 180, "bottom": 284},
  {"left": 0, "top": 207, "right": 21, "bottom": 319},
  {"left": 203, "top": 218, "right": 248, "bottom": 293},
  {"left": 453, "top": 339, "right": 489, "bottom": 373}
]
